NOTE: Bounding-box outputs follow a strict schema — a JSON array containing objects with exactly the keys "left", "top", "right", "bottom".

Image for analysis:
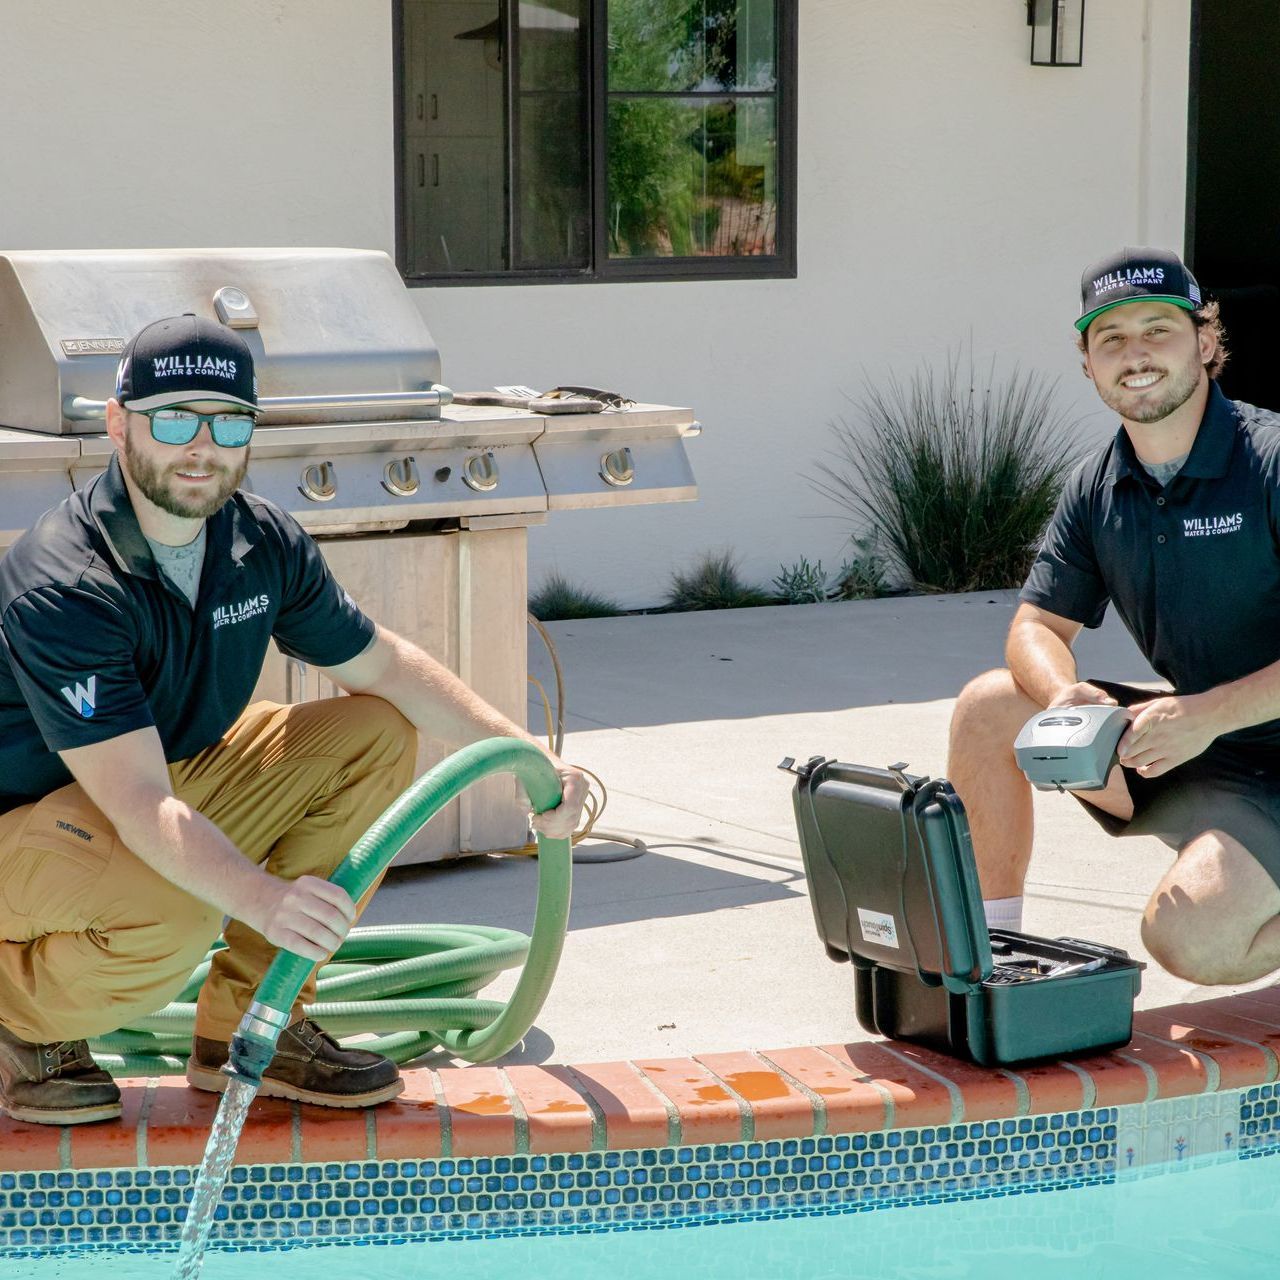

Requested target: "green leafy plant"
[
  {"left": 529, "top": 573, "right": 622, "bottom": 621},
  {"left": 832, "top": 535, "right": 891, "bottom": 600},
  {"left": 811, "top": 352, "right": 1085, "bottom": 593},
  {"left": 663, "top": 551, "right": 773, "bottom": 611},
  {"left": 772, "top": 557, "right": 829, "bottom": 604}
]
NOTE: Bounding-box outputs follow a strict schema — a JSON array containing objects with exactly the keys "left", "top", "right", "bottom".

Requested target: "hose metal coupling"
[{"left": 224, "top": 1001, "right": 291, "bottom": 1085}]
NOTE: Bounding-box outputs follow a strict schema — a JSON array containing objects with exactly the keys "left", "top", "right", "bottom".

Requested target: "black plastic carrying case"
[{"left": 789, "top": 757, "right": 1144, "bottom": 1066}]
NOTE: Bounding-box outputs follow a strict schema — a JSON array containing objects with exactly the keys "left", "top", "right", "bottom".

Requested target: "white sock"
[{"left": 983, "top": 895, "right": 1024, "bottom": 932}]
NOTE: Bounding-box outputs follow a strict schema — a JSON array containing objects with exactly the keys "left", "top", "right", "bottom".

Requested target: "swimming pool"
[{"left": 4, "top": 1082, "right": 1279, "bottom": 1279}]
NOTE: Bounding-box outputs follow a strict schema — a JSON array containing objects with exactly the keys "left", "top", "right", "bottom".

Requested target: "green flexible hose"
[
  {"left": 90, "top": 924, "right": 527, "bottom": 1076},
  {"left": 90, "top": 738, "right": 570, "bottom": 1079}
]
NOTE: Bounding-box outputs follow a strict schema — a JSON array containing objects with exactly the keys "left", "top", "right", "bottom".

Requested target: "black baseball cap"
[
  {"left": 115, "top": 314, "right": 257, "bottom": 412},
  {"left": 1076, "top": 247, "right": 1203, "bottom": 333}
]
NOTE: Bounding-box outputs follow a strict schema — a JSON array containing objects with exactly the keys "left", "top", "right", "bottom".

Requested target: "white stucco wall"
[
  {"left": 1, "top": 0, "right": 1191, "bottom": 607},
  {"left": 0, "top": 3, "right": 394, "bottom": 252}
]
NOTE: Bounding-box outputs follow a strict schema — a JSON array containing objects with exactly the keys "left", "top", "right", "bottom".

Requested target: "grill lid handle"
[{"left": 63, "top": 386, "right": 455, "bottom": 422}]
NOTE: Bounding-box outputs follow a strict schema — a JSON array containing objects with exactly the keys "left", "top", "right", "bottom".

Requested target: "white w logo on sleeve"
[{"left": 59, "top": 675, "right": 98, "bottom": 719}]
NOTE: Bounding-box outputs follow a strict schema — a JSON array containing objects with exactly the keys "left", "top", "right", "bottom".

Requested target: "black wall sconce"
[{"left": 1028, "top": 0, "right": 1085, "bottom": 67}]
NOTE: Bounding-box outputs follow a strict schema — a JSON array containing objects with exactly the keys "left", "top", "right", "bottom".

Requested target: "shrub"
[
  {"left": 529, "top": 573, "right": 622, "bottom": 621},
  {"left": 664, "top": 551, "right": 774, "bottom": 611},
  {"left": 772, "top": 557, "right": 829, "bottom": 604},
  {"left": 832, "top": 534, "right": 891, "bottom": 600},
  {"left": 810, "top": 351, "right": 1085, "bottom": 593}
]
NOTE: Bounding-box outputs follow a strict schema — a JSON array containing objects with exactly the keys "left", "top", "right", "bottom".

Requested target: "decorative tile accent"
[{"left": 1115, "top": 1091, "right": 1241, "bottom": 1172}]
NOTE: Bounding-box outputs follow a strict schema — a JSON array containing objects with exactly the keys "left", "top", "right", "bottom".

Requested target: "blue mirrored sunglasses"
[{"left": 134, "top": 407, "right": 256, "bottom": 449}]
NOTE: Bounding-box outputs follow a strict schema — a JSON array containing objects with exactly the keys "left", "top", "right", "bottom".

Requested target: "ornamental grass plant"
[
  {"left": 663, "top": 551, "right": 774, "bottom": 611},
  {"left": 811, "top": 352, "right": 1086, "bottom": 593},
  {"left": 529, "top": 572, "right": 622, "bottom": 621}
]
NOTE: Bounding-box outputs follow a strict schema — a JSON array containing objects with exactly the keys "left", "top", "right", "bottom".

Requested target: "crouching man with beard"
[
  {"left": 949, "top": 247, "right": 1280, "bottom": 988},
  {"left": 0, "top": 315, "right": 586, "bottom": 1124}
]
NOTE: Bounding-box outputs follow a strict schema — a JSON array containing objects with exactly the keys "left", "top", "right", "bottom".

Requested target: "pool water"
[{"left": 7, "top": 1148, "right": 1277, "bottom": 1280}]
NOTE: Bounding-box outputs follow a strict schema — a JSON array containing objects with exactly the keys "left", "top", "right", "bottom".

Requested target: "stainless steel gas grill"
[{"left": 0, "top": 248, "right": 699, "bottom": 861}]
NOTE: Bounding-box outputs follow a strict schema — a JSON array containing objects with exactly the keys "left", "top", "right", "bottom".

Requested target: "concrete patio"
[{"left": 361, "top": 590, "right": 1276, "bottom": 1068}]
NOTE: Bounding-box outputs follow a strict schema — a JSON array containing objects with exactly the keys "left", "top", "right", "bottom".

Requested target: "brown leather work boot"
[
  {"left": 186, "top": 1018, "right": 404, "bottom": 1107},
  {"left": 0, "top": 1021, "right": 123, "bottom": 1125}
]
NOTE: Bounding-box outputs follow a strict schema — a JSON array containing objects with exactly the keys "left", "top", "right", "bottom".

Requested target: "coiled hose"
[{"left": 91, "top": 737, "right": 569, "bottom": 1077}]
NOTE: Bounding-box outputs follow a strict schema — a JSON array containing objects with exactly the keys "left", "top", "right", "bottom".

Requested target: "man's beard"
[
  {"left": 123, "top": 435, "right": 248, "bottom": 519},
  {"left": 1095, "top": 354, "right": 1204, "bottom": 424}
]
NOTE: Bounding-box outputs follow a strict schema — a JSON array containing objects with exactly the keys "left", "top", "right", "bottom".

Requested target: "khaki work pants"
[{"left": 0, "top": 696, "right": 416, "bottom": 1045}]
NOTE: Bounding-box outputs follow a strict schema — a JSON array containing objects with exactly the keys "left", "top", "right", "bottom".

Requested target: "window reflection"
[
  {"left": 607, "top": 1, "right": 778, "bottom": 260},
  {"left": 607, "top": 98, "right": 776, "bottom": 258},
  {"left": 399, "top": 0, "right": 784, "bottom": 276},
  {"left": 609, "top": 0, "right": 776, "bottom": 93},
  {"left": 516, "top": 1, "right": 591, "bottom": 269},
  {"left": 401, "top": 0, "right": 505, "bottom": 273}
]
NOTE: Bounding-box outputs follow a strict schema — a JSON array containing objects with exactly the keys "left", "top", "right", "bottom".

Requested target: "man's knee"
[
  {"left": 45, "top": 897, "right": 224, "bottom": 1039},
  {"left": 951, "top": 669, "right": 1033, "bottom": 746},
  {"left": 1141, "top": 833, "right": 1264, "bottom": 984},
  {"left": 1140, "top": 910, "right": 1240, "bottom": 984}
]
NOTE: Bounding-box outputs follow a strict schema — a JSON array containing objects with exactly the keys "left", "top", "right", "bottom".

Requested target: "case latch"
[
  {"left": 886, "top": 761, "right": 923, "bottom": 794},
  {"left": 778, "top": 755, "right": 826, "bottom": 780}
]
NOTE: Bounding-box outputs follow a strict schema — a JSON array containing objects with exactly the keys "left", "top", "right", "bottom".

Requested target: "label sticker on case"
[{"left": 857, "top": 908, "right": 899, "bottom": 948}]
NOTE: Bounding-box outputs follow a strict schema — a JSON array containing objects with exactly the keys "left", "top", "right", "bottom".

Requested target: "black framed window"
[{"left": 395, "top": 0, "right": 796, "bottom": 284}]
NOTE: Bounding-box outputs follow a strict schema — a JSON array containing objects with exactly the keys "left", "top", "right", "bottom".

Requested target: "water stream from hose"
[
  {"left": 167, "top": 737, "right": 570, "bottom": 1279},
  {"left": 172, "top": 1079, "right": 258, "bottom": 1279}
]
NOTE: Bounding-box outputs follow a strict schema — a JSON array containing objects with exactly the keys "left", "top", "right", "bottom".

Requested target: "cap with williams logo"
[
  {"left": 1076, "top": 247, "right": 1203, "bottom": 334},
  {"left": 115, "top": 315, "right": 257, "bottom": 412}
]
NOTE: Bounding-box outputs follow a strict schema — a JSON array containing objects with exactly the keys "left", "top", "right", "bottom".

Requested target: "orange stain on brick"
[
  {"left": 692, "top": 1086, "right": 731, "bottom": 1104},
  {"left": 718, "top": 1071, "right": 791, "bottom": 1102},
  {"left": 455, "top": 1092, "right": 510, "bottom": 1115}
]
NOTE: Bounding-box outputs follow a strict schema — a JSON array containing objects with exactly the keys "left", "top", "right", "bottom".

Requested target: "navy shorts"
[{"left": 1073, "top": 678, "right": 1280, "bottom": 888}]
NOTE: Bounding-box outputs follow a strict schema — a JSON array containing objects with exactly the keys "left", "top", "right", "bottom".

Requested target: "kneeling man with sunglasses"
[{"left": 0, "top": 315, "right": 587, "bottom": 1125}]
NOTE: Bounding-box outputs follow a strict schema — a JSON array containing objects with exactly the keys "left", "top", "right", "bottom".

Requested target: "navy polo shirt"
[
  {"left": 0, "top": 455, "right": 376, "bottom": 814},
  {"left": 1021, "top": 382, "right": 1280, "bottom": 750}
]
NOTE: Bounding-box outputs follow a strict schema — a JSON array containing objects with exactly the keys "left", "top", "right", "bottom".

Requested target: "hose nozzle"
[{"left": 223, "top": 1001, "right": 291, "bottom": 1086}]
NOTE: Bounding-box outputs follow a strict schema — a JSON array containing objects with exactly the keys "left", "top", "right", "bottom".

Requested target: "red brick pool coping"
[{"left": 4, "top": 987, "right": 1280, "bottom": 1171}]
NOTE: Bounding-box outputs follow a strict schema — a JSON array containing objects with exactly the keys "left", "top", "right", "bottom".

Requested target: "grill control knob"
[
  {"left": 212, "top": 285, "right": 259, "bottom": 330},
  {"left": 599, "top": 447, "right": 635, "bottom": 487},
  {"left": 381, "top": 457, "right": 420, "bottom": 497},
  {"left": 463, "top": 451, "right": 499, "bottom": 492},
  {"left": 299, "top": 460, "right": 337, "bottom": 502}
]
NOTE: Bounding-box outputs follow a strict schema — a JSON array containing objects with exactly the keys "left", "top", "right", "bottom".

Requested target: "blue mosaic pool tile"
[
  {"left": 1239, "top": 1082, "right": 1280, "bottom": 1156},
  {"left": 0, "top": 1099, "right": 1262, "bottom": 1263}
]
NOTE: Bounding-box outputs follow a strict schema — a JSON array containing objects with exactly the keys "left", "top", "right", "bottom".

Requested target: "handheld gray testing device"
[{"left": 1013, "top": 705, "right": 1131, "bottom": 792}]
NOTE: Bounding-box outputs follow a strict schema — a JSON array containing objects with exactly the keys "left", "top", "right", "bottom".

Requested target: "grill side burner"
[{"left": 0, "top": 247, "right": 698, "bottom": 861}]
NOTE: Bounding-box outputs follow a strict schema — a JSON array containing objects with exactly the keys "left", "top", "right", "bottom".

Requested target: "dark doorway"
[{"left": 1188, "top": 0, "right": 1280, "bottom": 410}]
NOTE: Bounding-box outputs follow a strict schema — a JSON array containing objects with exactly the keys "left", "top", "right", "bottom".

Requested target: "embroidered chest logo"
[
  {"left": 212, "top": 594, "right": 270, "bottom": 629},
  {"left": 59, "top": 675, "right": 98, "bottom": 719},
  {"left": 1182, "top": 513, "right": 1243, "bottom": 538}
]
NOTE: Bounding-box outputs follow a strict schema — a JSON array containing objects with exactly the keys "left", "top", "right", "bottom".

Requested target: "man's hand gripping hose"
[{"left": 225, "top": 737, "right": 568, "bottom": 1085}]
